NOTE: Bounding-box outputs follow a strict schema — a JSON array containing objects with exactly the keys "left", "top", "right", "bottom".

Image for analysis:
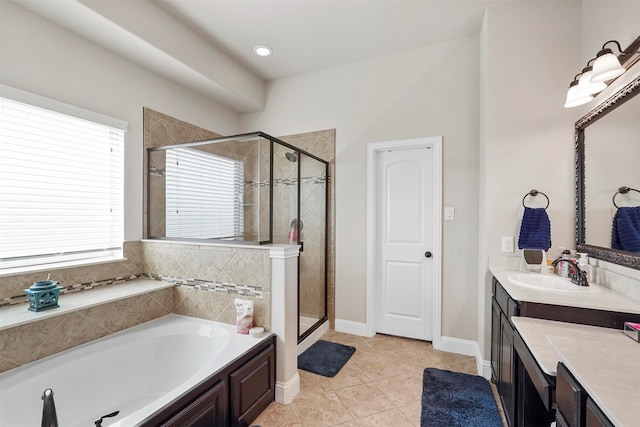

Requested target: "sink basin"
[{"left": 507, "top": 273, "right": 600, "bottom": 293}]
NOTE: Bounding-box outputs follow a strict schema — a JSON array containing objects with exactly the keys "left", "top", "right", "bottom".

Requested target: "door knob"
[{"left": 424, "top": 251, "right": 432, "bottom": 258}]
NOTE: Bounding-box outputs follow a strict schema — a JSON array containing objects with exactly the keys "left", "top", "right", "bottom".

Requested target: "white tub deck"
[{"left": 0, "top": 314, "right": 271, "bottom": 426}]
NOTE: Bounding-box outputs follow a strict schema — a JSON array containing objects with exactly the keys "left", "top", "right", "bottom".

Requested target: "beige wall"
[
  {"left": 240, "top": 37, "right": 481, "bottom": 340},
  {"left": 478, "top": 1, "right": 581, "bottom": 360}
]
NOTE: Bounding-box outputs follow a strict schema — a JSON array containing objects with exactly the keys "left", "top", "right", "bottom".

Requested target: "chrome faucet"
[
  {"left": 41, "top": 388, "right": 58, "bottom": 427},
  {"left": 551, "top": 258, "right": 589, "bottom": 286}
]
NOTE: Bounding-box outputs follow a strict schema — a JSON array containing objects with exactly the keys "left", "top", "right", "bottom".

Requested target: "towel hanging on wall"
[
  {"left": 518, "top": 190, "right": 551, "bottom": 251},
  {"left": 611, "top": 187, "right": 640, "bottom": 252},
  {"left": 612, "top": 207, "right": 640, "bottom": 252}
]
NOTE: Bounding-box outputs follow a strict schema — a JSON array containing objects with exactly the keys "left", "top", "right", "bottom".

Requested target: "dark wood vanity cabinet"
[
  {"left": 491, "top": 278, "right": 518, "bottom": 426},
  {"left": 585, "top": 398, "right": 614, "bottom": 427},
  {"left": 491, "top": 278, "right": 555, "bottom": 427},
  {"left": 491, "top": 277, "right": 632, "bottom": 427},
  {"left": 556, "top": 362, "right": 586, "bottom": 427},
  {"left": 555, "top": 363, "right": 614, "bottom": 427}
]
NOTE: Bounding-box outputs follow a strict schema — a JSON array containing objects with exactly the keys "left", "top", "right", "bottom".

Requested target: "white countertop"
[
  {"left": 511, "top": 317, "right": 623, "bottom": 376},
  {"left": 512, "top": 317, "right": 640, "bottom": 427},
  {"left": 0, "top": 278, "right": 174, "bottom": 331},
  {"left": 491, "top": 266, "right": 640, "bottom": 314}
]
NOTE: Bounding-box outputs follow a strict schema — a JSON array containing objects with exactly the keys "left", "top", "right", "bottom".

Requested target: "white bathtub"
[{"left": 0, "top": 314, "right": 271, "bottom": 426}]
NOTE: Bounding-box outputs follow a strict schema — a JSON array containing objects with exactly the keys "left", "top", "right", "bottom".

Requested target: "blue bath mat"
[
  {"left": 421, "top": 368, "right": 502, "bottom": 427},
  {"left": 298, "top": 340, "right": 356, "bottom": 377}
]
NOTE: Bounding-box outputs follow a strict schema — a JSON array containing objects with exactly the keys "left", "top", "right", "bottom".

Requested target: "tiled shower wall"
[{"left": 278, "top": 130, "right": 336, "bottom": 327}]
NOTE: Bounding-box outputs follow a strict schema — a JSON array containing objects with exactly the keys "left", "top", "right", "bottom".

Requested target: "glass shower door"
[{"left": 298, "top": 153, "right": 328, "bottom": 339}]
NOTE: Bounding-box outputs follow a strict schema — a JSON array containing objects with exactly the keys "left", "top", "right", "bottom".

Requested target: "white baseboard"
[
  {"left": 477, "top": 358, "right": 492, "bottom": 380},
  {"left": 334, "top": 318, "right": 374, "bottom": 337},
  {"left": 439, "top": 336, "right": 494, "bottom": 379},
  {"left": 275, "top": 373, "right": 300, "bottom": 404},
  {"left": 439, "top": 336, "right": 478, "bottom": 356},
  {"left": 297, "top": 321, "right": 330, "bottom": 355}
]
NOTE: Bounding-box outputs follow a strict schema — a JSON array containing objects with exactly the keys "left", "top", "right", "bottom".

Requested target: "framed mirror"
[{"left": 576, "top": 72, "right": 640, "bottom": 270}]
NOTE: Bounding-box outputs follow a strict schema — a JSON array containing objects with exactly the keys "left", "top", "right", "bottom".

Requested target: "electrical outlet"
[{"left": 502, "top": 236, "right": 514, "bottom": 253}]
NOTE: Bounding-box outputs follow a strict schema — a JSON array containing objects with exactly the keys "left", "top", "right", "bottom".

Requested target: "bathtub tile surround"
[
  {"left": 0, "top": 287, "right": 172, "bottom": 373},
  {"left": 173, "top": 285, "right": 271, "bottom": 332},
  {"left": 0, "top": 241, "right": 143, "bottom": 303},
  {"left": 142, "top": 241, "right": 270, "bottom": 289},
  {"left": 141, "top": 240, "right": 272, "bottom": 329}
]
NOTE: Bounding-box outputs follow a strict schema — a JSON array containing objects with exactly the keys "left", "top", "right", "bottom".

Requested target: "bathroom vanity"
[{"left": 490, "top": 267, "right": 640, "bottom": 427}]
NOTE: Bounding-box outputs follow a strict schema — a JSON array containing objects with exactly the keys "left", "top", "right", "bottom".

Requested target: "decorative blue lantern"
[{"left": 24, "top": 279, "right": 63, "bottom": 312}]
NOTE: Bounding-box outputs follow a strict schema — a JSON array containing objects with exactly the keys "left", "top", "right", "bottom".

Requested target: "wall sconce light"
[
  {"left": 564, "top": 35, "right": 640, "bottom": 108},
  {"left": 590, "top": 41, "right": 626, "bottom": 83},
  {"left": 576, "top": 62, "right": 607, "bottom": 97},
  {"left": 564, "top": 75, "right": 593, "bottom": 108}
]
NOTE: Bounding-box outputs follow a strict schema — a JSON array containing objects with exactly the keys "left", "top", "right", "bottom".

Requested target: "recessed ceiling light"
[{"left": 253, "top": 45, "right": 273, "bottom": 57}]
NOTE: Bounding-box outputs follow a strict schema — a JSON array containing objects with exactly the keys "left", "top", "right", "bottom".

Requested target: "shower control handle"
[{"left": 424, "top": 251, "right": 432, "bottom": 258}]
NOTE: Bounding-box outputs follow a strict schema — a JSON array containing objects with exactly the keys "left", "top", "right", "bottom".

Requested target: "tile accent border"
[
  {"left": 0, "top": 274, "right": 145, "bottom": 308},
  {"left": 142, "top": 273, "right": 264, "bottom": 298}
]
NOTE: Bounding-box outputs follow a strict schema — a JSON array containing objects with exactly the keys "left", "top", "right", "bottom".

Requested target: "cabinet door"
[
  {"left": 229, "top": 344, "right": 276, "bottom": 426},
  {"left": 500, "top": 313, "right": 516, "bottom": 427},
  {"left": 556, "top": 363, "right": 586, "bottom": 427},
  {"left": 160, "top": 380, "right": 227, "bottom": 427},
  {"left": 491, "top": 298, "right": 501, "bottom": 383},
  {"left": 585, "top": 398, "right": 614, "bottom": 427}
]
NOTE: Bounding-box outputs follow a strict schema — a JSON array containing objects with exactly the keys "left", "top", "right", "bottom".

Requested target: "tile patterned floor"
[{"left": 252, "top": 330, "right": 507, "bottom": 427}]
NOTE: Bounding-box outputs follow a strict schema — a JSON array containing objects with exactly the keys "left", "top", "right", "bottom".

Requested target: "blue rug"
[
  {"left": 298, "top": 340, "right": 356, "bottom": 377},
  {"left": 421, "top": 368, "right": 502, "bottom": 427}
]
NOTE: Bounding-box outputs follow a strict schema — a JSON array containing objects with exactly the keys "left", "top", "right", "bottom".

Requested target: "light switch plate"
[{"left": 444, "top": 207, "right": 455, "bottom": 221}]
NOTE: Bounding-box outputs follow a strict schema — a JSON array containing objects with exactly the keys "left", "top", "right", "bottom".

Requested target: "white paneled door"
[{"left": 375, "top": 145, "right": 435, "bottom": 341}]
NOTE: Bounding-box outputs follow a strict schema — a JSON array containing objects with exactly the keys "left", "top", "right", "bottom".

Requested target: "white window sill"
[{"left": 0, "top": 278, "right": 173, "bottom": 331}]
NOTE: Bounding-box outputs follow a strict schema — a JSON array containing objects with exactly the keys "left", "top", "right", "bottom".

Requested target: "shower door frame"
[{"left": 293, "top": 148, "right": 330, "bottom": 343}]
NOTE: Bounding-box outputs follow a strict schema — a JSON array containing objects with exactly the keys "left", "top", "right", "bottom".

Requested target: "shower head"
[{"left": 285, "top": 152, "right": 297, "bottom": 162}]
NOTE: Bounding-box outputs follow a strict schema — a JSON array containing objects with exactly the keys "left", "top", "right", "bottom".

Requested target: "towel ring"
[
  {"left": 613, "top": 186, "right": 640, "bottom": 208},
  {"left": 522, "top": 189, "right": 549, "bottom": 209}
]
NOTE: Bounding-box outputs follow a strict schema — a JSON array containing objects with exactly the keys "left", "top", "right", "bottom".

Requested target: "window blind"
[
  {"left": 0, "top": 96, "right": 125, "bottom": 272},
  {"left": 166, "top": 147, "right": 243, "bottom": 239}
]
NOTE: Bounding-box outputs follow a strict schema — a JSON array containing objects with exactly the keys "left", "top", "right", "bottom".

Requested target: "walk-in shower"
[{"left": 146, "top": 132, "right": 328, "bottom": 341}]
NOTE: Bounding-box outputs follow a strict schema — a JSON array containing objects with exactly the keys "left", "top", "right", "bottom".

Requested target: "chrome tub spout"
[{"left": 41, "top": 388, "right": 58, "bottom": 427}]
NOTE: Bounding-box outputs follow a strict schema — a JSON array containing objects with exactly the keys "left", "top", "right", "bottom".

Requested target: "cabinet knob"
[{"left": 424, "top": 251, "right": 432, "bottom": 258}]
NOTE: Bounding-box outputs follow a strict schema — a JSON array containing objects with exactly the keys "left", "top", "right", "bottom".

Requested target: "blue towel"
[
  {"left": 518, "top": 207, "right": 551, "bottom": 250},
  {"left": 611, "top": 206, "right": 640, "bottom": 252}
]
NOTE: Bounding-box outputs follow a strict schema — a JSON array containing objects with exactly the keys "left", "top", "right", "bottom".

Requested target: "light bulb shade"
[
  {"left": 590, "top": 50, "right": 625, "bottom": 83},
  {"left": 564, "top": 81, "right": 593, "bottom": 108},
  {"left": 576, "top": 70, "right": 607, "bottom": 96}
]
